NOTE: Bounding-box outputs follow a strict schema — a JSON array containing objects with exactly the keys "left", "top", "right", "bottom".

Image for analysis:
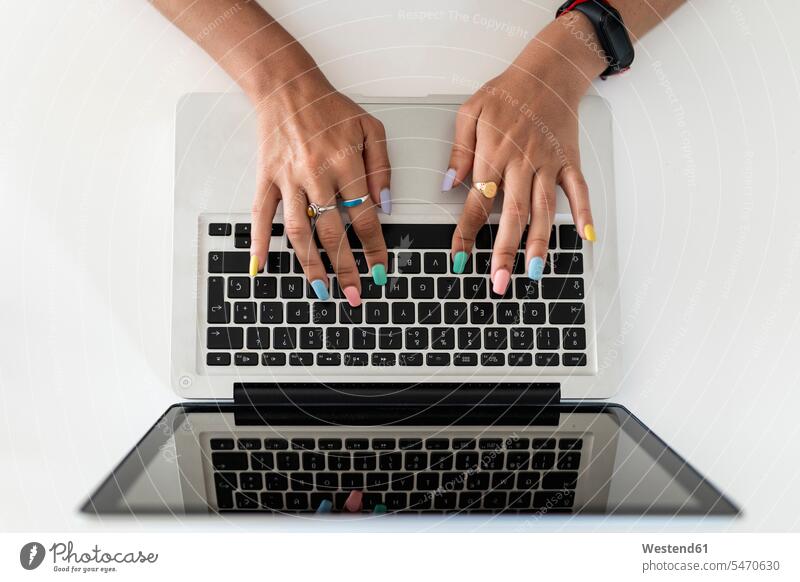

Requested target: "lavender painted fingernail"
[
  {"left": 441, "top": 168, "right": 457, "bottom": 191},
  {"left": 380, "top": 187, "right": 392, "bottom": 214}
]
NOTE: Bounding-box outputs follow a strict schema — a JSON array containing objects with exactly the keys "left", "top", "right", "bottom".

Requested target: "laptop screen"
[{"left": 82, "top": 403, "right": 737, "bottom": 518}]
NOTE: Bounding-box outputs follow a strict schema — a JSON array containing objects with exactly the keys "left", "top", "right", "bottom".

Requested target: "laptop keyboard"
[
  {"left": 208, "top": 432, "right": 583, "bottom": 513},
  {"left": 203, "top": 217, "right": 592, "bottom": 373}
]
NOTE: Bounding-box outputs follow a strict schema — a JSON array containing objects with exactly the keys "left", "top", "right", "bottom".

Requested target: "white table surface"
[{"left": 1, "top": 0, "right": 799, "bottom": 533}]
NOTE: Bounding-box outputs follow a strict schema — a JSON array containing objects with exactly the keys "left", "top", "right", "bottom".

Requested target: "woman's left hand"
[{"left": 443, "top": 15, "right": 607, "bottom": 293}]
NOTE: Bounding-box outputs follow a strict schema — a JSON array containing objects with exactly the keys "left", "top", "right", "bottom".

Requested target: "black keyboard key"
[
  {"left": 234, "top": 352, "right": 258, "bottom": 366},
  {"left": 227, "top": 277, "right": 250, "bottom": 298},
  {"left": 276, "top": 452, "right": 300, "bottom": 471},
  {"left": 533, "top": 438, "right": 556, "bottom": 449},
  {"left": 207, "top": 327, "right": 243, "bottom": 350},
  {"left": 481, "top": 352, "right": 505, "bottom": 366},
  {"left": 246, "top": 325, "right": 271, "bottom": 350},
  {"left": 411, "top": 277, "right": 435, "bottom": 299},
  {"left": 425, "top": 438, "right": 449, "bottom": 450},
  {"left": 273, "top": 327, "right": 297, "bottom": 349},
  {"left": 317, "top": 353, "right": 341, "bottom": 366},
  {"left": 417, "top": 302, "right": 442, "bottom": 324},
  {"left": 404, "top": 452, "right": 428, "bottom": 471},
  {"left": 478, "top": 438, "right": 503, "bottom": 450},
  {"left": 475, "top": 224, "right": 499, "bottom": 249},
  {"left": 554, "top": 252, "right": 584, "bottom": 274},
  {"left": 483, "top": 491, "right": 508, "bottom": 509},
  {"left": 426, "top": 353, "right": 451, "bottom": 366},
  {"left": 317, "top": 439, "right": 342, "bottom": 451},
  {"left": 559, "top": 438, "right": 583, "bottom": 450},
  {"left": 444, "top": 302, "right": 468, "bottom": 325},
  {"left": 536, "top": 328, "right": 560, "bottom": 350},
  {"left": 459, "top": 492, "right": 482, "bottom": 510},
  {"left": 210, "top": 438, "right": 234, "bottom": 450},
  {"left": 433, "top": 492, "right": 457, "bottom": 510},
  {"left": 517, "top": 472, "right": 540, "bottom": 490},
  {"left": 207, "top": 352, "right": 231, "bottom": 366},
  {"left": 534, "top": 490, "right": 575, "bottom": 509},
  {"left": 510, "top": 327, "right": 534, "bottom": 350},
  {"left": 251, "top": 452, "right": 275, "bottom": 470},
  {"left": 458, "top": 328, "right": 481, "bottom": 350},
  {"left": 233, "top": 302, "right": 256, "bottom": 324},
  {"left": 466, "top": 472, "right": 489, "bottom": 490},
  {"left": 214, "top": 473, "right": 236, "bottom": 509},
  {"left": 416, "top": 472, "right": 439, "bottom": 491},
  {"left": 299, "top": 327, "right": 323, "bottom": 349},
  {"left": 431, "top": 328, "right": 455, "bottom": 350},
  {"left": 209, "top": 223, "right": 231, "bottom": 236},
  {"left": 532, "top": 452, "right": 556, "bottom": 470},
  {"left": 208, "top": 251, "right": 250, "bottom": 274},
  {"left": 325, "top": 327, "right": 349, "bottom": 350},
  {"left": 285, "top": 493, "right": 309, "bottom": 511},
  {"left": 352, "top": 327, "right": 377, "bottom": 350},
  {"left": 327, "top": 452, "right": 351, "bottom": 471},
  {"left": 354, "top": 452, "right": 377, "bottom": 470},
  {"left": 365, "top": 302, "right": 389, "bottom": 324},
  {"left": 441, "top": 472, "right": 465, "bottom": 491},
  {"left": 483, "top": 328, "right": 507, "bottom": 349},
  {"left": 563, "top": 328, "right": 586, "bottom": 350},
  {"left": 563, "top": 353, "right": 587, "bottom": 366},
  {"left": 316, "top": 473, "right": 339, "bottom": 491},
  {"left": 474, "top": 252, "right": 492, "bottom": 275},
  {"left": 508, "top": 352, "right": 532, "bottom": 366},
  {"left": 254, "top": 277, "right": 278, "bottom": 298},
  {"left": 291, "top": 438, "right": 315, "bottom": 450},
  {"left": 339, "top": 303, "right": 362, "bottom": 324},
  {"left": 424, "top": 252, "right": 448, "bottom": 273},
  {"left": 542, "top": 277, "right": 585, "bottom": 300},
  {"left": 453, "top": 439, "right": 475, "bottom": 450},
  {"left": 264, "top": 438, "right": 288, "bottom": 450},
  {"left": 391, "top": 473, "right": 414, "bottom": 492},
  {"left": 507, "top": 451, "right": 531, "bottom": 470},
  {"left": 542, "top": 471, "right": 578, "bottom": 490},
  {"left": 259, "top": 302, "right": 283, "bottom": 323},
  {"left": 437, "top": 277, "right": 460, "bottom": 300},
  {"left": 391, "top": 302, "right": 415, "bottom": 324},
  {"left": 207, "top": 277, "right": 230, "bottom": 324},
  {"left": 341, "top": 473, "right": 365, "bottom": 490},
  {"left": 405, "top": 328, "right": 428, "bottom": 350},
  {"left": 470, "top": 302, "right": 493, "bottom": 324},
  {"left": 286, "top": 302, "right": 310, "bottom": 324},
  {"left": 360, "top": 277, "right": 382, "bottom": 299},
  {"left": 496, "top": 303, "right": 520, "bottom": 324},
  {"left": 429, "top": 452, "right": 454, "bottom": 470},
  {"left": 516, "top": 278, "right": 539, "bottom": 300},
  {"left": 557, "top": 452, "right": 581, "bottom": 470},
  {"left": 312, "top": 302, "right": 336, "bottom": 324},
  {"left": 290, "top": 473, "right": 314, "bottom": 491},
  {"left": 558, "top": 224, "right": 582, "bottom": 250},
  {"left": 535, "top": 353, "right": 559, "bottom": 366},
  {"left": 480, "top": 452, "right": 504, "bottom": 470},
  {"left": 550, "top": 303, "right": 586, "bottom": 325},
  {"left": 491, "top": 472, "right": 515, "bottom": 490},
  {"left": 366, "top": 473, "right": 390, "bottom": 491},
  {"left": 235, "top": 492, "right": 260, "bottom": 509},
  {"left": 289, "top": 353, "right": 313, "bottom": 366},
  {"left": 453, "top": 352, "right": 478, "bottom": 366},
  {"left": 379, "top": 327, "right": 403, "bottom": 350},
  {"left": 507, "top": 438, "right": 530, "bottom": 449},
  {"left": 385, "top": 492, "right": 408, "bottom": 511},
  {"left": 302, "top": 452, "right": 325, "bottom": 470},
  {"left": 281, "top": 277, "right": 304, "bottom": 299},
  {"left": 399, "top": 438, "right": 423, "bottom": 450},
  {"left": 361, "top": 493, "right": 383, "bottom": 511},
  {"left": 372, "top": 439, "right": 396, "bottom": 450},
  {"left": 262, "top": 352, "right": 286, "bottom": 366},
  {"left": 212, "top": 452, "right": 248, "bottom": 471},
  {"left": 345, "top": 352, "right": 369, "bottom": 366},
  {"left": 463, "top": 277, "right": 486, "bottom": 299},
  {"left": 400, "top": 352, "right": 423, "bottom": 366},
  {"left": 385, "top": 277, "right": 409, "bottom": 299},
  {"left": 267, "top": 251, "right": 291, "bottom": 273},
  {"left": 371, "top": 353, "right": 396, "bottom": 366},
  {"left": 378, "top": 452, "right": 402, "bottom": 471},
  {"left": 234, "top": 223, "right": 251, "bottom": 236},
  {"left": 345, "top": 439, "right": 369, "bottom": 450},
  {"left": 523, "top": 303, "right": 546, "bottom": 324},
  {"left": 352, "top": 252, "right": 369, "bottom": 274},
  {"left": 455, "top": 452, "right": 479, "bottom": 470}
]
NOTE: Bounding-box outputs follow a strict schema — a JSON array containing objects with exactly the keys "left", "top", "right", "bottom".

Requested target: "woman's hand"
[
  {"left": 443, "top": 14, "right": 607, "bottom": 293},
  {"left": 250, "top": 73, "right": 391, "bottom": 306}
]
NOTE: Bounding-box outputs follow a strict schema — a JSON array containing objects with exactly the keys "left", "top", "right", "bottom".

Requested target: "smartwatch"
[{"left": 556, "top": 0, "right": 634, "bottom": 79}]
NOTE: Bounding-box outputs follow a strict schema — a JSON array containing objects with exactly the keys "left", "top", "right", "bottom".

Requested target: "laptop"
[{"left": 82, "top": 94, "right": 738, "bottom": 517}]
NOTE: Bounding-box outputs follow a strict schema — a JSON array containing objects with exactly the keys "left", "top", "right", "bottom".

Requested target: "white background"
[{"left": 1, "top": 0, "right": 799, "bottom": 533}]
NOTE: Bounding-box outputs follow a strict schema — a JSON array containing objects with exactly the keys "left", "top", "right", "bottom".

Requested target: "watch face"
[{"left": 601, "top": 13, "right": 635, "bottom": 67}]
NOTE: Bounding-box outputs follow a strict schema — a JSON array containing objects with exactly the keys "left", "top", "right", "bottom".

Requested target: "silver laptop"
[{"left": 81, "top": 94, "right": 738, "bottom": 517}]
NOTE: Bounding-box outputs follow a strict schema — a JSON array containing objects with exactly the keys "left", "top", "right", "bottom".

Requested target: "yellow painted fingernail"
[
  {"left": 249, "top": 255, "right": 259, "bottom": 277},
  {"left": 584, "top": 224, "right": 597, "bottom": 242}
]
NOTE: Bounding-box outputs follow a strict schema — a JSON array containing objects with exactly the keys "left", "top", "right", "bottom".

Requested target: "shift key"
[
  {"left": 207, "top": 327, "right": 244, "bottom": 349},
  {"left": 208, "top": 251, "right": 251, "bottom": 273}
]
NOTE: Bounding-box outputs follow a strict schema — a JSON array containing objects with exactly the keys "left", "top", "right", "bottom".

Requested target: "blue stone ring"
[{"left": 340, "top": 194, "right": 370, "bottom": 208}]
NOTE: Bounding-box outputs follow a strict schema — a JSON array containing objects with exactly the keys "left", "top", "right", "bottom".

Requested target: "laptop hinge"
[{"left": 233, "top": 382, "right": 561, "bottom": 407}]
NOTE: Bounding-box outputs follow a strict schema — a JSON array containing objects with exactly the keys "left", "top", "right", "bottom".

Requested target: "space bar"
[{"left": 347, "top": 224, "right": 455, "bottom": 249}]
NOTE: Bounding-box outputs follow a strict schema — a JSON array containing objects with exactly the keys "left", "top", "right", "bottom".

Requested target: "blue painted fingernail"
[
  {"left": 380, "top": 187, "right": 392, "bottom": 215},
  {"left": 372, "top": 264, "right": 387, "bottom": 285},
  {"left": 316, "top": 499, "right": 332, "bottom": 513},
  {"left": 452, "top": 251, "right": 468, "bottom": 274},
  {"left": 441, "top": 168, "right": 457, "bottom": 191},
  {"left": 310, "top": 279, "right": 329, "bottom": 300},
  {"left": 527, "top": 257, "right": 545, "bottom": 281}
]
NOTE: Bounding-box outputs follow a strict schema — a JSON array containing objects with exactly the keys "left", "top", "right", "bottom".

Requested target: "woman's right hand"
[{"left": 249, "top": 72, "right": 392, "bottom": 307}]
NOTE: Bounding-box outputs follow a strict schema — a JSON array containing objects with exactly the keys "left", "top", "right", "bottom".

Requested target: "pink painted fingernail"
[
  {"left": 344, "top": 490, "right": 363, "bottom": 513},
  {"left": 343, "top": 286, "right": 362, "bottom": 307},
  {"left": 492, "top": 269, "right": 510, "bottom": 295}
]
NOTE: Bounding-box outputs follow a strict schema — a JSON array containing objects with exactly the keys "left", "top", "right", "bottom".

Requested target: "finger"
[
  {"left": 307, "top": 185, "right": 361, "bottom": 300},
  {"left": 283, "top": 184, "right": 328, "bottom": 294},
  {"left": 442, "top": 102, "right": 480, "bottom": 191},
  {"left": 361, "top": 116, "right": 392, "bottom": 215},
  {"left": 525, "top": 170, "right": 557, "bottom": 281},
  {"left": 250, "top": 177, "right": 281, "bottom": 276},
  {"left": 450, "top": 146, "right": 502, "bottom": 274},
  {"left": 491, "top": 162, "right": 533, "bottom": 295},
  {"left": 338, "top": 163, "right": 388, "bottom": 305},
  {"left": 559, "top": 164, "right": 596, "bottom": 242}
]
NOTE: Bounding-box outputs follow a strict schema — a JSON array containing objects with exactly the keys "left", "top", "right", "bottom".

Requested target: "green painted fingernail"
[
  {"left": 452, "top": 251, "right": 468, "bottom": 274},
  {"left": 372, "top": 263, "right": 387, "bottom": 285}
]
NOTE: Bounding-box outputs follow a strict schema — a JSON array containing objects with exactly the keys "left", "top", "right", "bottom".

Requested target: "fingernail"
[
  {"left": 249, "top": 255, "right": 259, "bottom": 277},
  {"left": 380, "top": 187, "right": 392, "bottom": 215},
  {"left": 584, "top": 224, "right": 597, "bottom": 242},
  {"left": 343, "top": 286, "right": 361, "bottom": 307},
  {"left": 316, "top": 499, "right": 332, "bottom": 514},
  {"left": 452, "top": 251, "right": 468, "bottom": 274},
  {"left": 441, "top": 168, "right": 457, "bottom": 191},
  {"left": 310, "top": 279, "right": 329, "bottom": 300},
  {"left": 373, "top": 504, "right": 387, "bottom": 515},
  {"left": 492, "top": 269, "right": 510, "bottom": 295},
  {"left": 527, "top": 257, "right": 545, "bottom": 281},
  {"left": 344, "top": 490, "right": 363, "bottom": 513},
  {"left": 372, "top": 264, "right": 387, "bottom": 285}
]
